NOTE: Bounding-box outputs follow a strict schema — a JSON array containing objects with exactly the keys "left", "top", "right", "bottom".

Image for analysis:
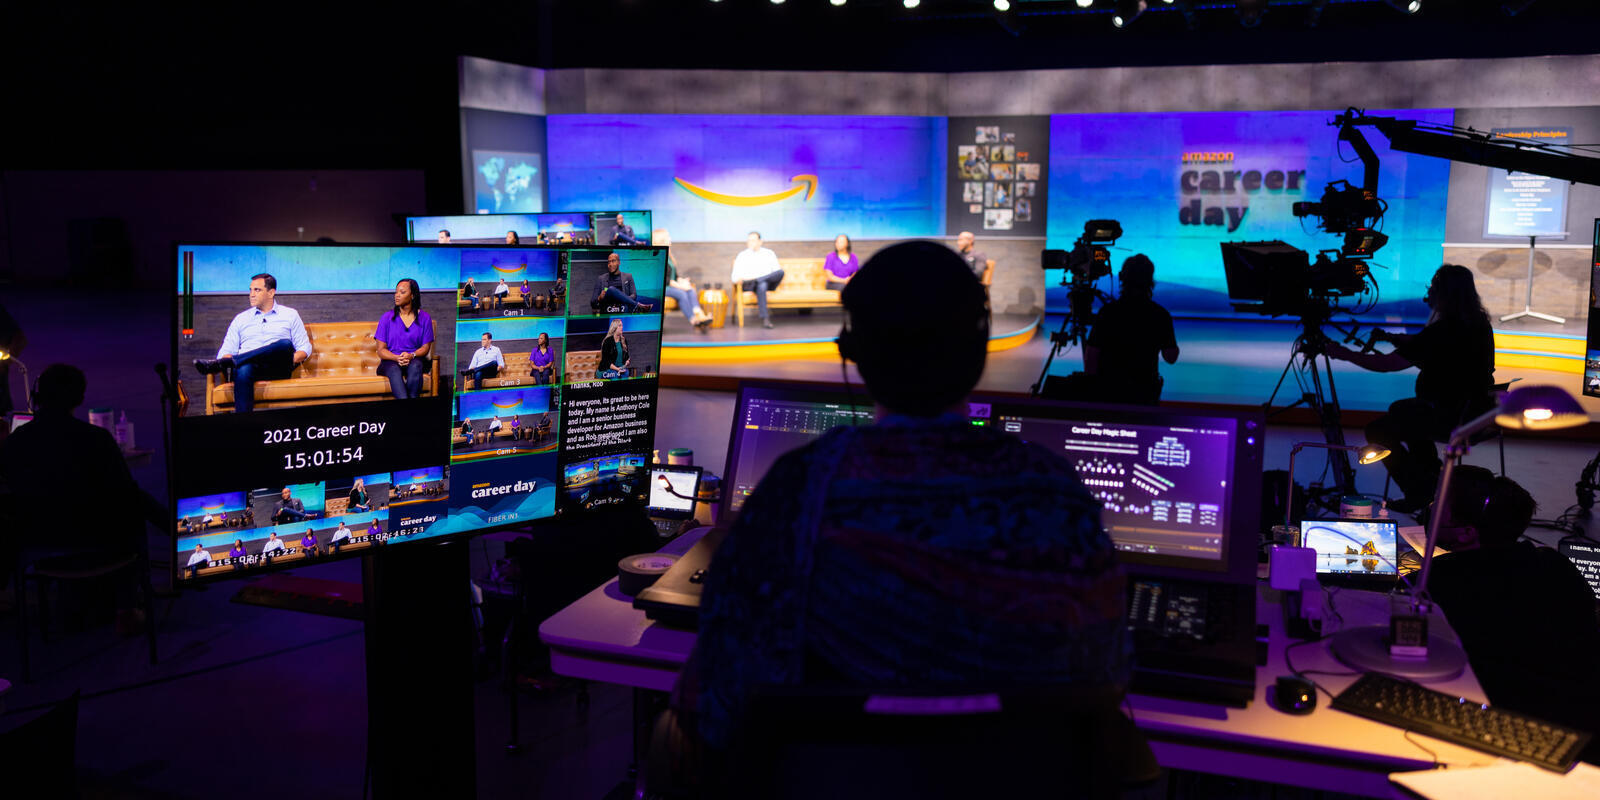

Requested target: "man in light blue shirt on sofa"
[{"left": 193, "top": 273, "right": 312, "bottom": 413}]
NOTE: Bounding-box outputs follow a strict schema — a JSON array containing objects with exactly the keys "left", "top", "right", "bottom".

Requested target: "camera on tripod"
[
  {"left": 1041, "top": 219, "right": 1122, "bottom": 282},
  {"left": 1222, "top": 241, "right": 1373, "bottom": 319}
]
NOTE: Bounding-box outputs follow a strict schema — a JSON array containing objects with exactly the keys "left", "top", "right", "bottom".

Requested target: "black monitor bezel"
[
  {"left": 718, "top": 379, "right": 873, "bottom": 521},
  {"left": 169, "top": 240, "right": 668, "bottom": 585},
  {"left": 401, "top": 210, "right": 655, "bottom": 244}
]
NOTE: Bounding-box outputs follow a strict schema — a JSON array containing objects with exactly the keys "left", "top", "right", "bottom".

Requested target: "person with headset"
[
  {"left": 1427, "top": 465, "right": 1600, "bottom": 762},
  {"left": 1082, "top": 254, "right": 1178, "bottom": 405},
  {"left": 659, "top": 241, "right": 1142, "bottom": 792}
]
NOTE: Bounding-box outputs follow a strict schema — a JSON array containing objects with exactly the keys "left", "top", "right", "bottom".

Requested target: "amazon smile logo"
[
  {"left": 674, "top": 174, "right": 818, "bottom": 207},
  {"left": 491, "top": 400, "right": 523, "bottom": 410},
  {"left": 492, "top": 265, "right": 526, "bottom": 275}
]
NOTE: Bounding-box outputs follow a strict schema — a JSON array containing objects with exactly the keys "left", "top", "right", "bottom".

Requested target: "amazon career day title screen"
[{"left": 173, "top": 243, "right": 665, "bottom": 581}]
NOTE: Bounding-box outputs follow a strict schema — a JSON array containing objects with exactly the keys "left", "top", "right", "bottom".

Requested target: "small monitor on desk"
[
  {"left": 1301, "top": 518, "right": 1400, "bottom": 585},
  {"left": 647, "top": 465, "right": 702, "bottom": 521}
]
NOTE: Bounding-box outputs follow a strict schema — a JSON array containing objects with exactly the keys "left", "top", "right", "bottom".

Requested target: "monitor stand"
[{"left": 363, "top": 540, "right": 475, "bottom": 798}]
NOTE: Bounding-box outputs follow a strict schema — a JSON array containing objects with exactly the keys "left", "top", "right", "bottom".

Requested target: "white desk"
[{"left": 538, "top": 529, "right": 1512, "bottom": 798}]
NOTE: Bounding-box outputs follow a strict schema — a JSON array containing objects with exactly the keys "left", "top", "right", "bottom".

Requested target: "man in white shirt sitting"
[
  {"left": 330, "top": 521, "right": 352, "bottom": 553},
  {"left": 192, "top": 273, "right": 313, "bottom": 413},
  {"left": 459, "top": 332, "right": 506, "bottom": 391},
  {"left": 730, "top": 231, "right": 785, "bottom": 329},
  {"left": 185, "top": 544, "right": 212, "bottom": 577},
  {"left": 493, "top": 278, "right": 511, "bottom": 308},
  {"left": 260, "top": 531, "right": 286, "bottom": 558}
]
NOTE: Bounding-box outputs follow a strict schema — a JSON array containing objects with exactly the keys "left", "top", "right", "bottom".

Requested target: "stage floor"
[{"left": 660, "top": 310, "right": 1596, "bottom": 415}]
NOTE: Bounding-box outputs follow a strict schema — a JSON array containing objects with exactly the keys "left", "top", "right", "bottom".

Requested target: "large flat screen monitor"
[
  {"left": 173, "top": 242, "right": 667, "bottom": 582},
  {"left": 1586, "top": 218, "right": 1600, "bottom": 398},
  {"left": 719, "top": 381, "right": 1262, "bottom": 582},
  {"left": 405, "top": 211, "right": 653, "bottom": 247}
]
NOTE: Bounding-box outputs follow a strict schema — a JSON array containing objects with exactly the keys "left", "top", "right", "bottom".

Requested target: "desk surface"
[{"left": 538, "top": 528, "right": 1517, "bottom": 797}]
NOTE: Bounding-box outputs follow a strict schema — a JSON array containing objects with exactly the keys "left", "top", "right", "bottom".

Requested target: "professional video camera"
[
  {"left": 1041, "top": 219, "right": 1121, "bottom": 282},
  {"left": 1222, "top": 241, "right": 1374, "bottom": 319},
  {"left": 1032, "top": 219, "right": 1124, "bottom": 396}
]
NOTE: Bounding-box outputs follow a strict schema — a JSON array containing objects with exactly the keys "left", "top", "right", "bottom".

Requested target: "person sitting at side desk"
[
  {"left": 660, "top": 241, "right": 1142, "bottom": 793},
  {"left": 1428, "top": 466, "right": 1600, "bottom": 763}
]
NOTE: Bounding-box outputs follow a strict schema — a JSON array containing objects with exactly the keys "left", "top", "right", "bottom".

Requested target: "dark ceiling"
[{"left": 2, "top": 0, "right": 1593, "bottom": 211}]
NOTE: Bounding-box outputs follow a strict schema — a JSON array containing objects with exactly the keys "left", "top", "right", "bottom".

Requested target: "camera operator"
[
  {"left": 1082, "top": 254, "right": 1179, "bottom": 405},
  {"left": 1323, "top": 264, "right": 1494, "bottom": 514}
]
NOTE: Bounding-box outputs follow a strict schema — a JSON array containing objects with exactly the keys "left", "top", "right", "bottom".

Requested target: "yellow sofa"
[
  {"left": 732, "top": 257, "right": 839, "bottom": 327},
  {"left": 204, "top": 320, "right": 441, "bottom": 414}
]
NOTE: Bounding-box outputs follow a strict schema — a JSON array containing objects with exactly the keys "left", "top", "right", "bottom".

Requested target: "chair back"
[{"left": 729, "top": 684, "right": 1155, "bottom": 800}]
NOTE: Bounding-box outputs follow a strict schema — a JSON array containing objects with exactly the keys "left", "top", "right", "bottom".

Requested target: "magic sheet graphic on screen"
[{"left": 173, "top": 242, "right": 665, "bottom": 582}]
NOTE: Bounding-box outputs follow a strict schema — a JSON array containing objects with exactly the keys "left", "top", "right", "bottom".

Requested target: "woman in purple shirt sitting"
[
  {"left": 301, "top": 529, "right": 318, "bottom": 558},
  {"left": 530, "top": 332, "right": 556, "bottom": 386},
  {"left": 824, "top": 234, "right": 859, "bottom": 291},
  {"left": 375, "top": 278, "right": 435, "bottom": 400},
  {"left": 229, "top": 539, "right": 248, "bottom": 570}
]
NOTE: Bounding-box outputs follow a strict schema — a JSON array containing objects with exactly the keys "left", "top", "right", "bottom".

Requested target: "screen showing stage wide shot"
[{"left": 173, "top": 242, "right": 666, "bottom": 582}]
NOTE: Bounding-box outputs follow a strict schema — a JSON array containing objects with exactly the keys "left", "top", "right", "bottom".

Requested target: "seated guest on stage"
[
  {"left": 598, "top": 319, "right": 630, "bottom": 380},
  {"left": 460, "top": 332, "right": 505, "bottom": 391},
  {"left": 375, "top": 278, "right": 434, "bottom": 400},
  {"left": 1, "top": 364, "right": 151, "bottom": 559},
  {"left": 437, "top": 229, "right": 451, "bottom": 243},
  {"left": 485, "top": 415, "right": 503, "bottom": 442},
  {"left": 1083, "top": 254, "right": 1179, "bottom": 405},
  {"left": 520, "top": 278, "right": 532, "bottom": 308},
  {"left": 1324, "top": 264, "right": 1495, "bottom": 513},
  {"left": 655, "top": 229, "right": 712, "bottom": 331},
  {"left": 273, "top": 486, "right": 309, "bottom": 525},
  {"left": 612, "top": 213, "right": 643, "bottom": 246},
  {"left": 505, "top": 230, "right": 520, "bottom": 245},
  {"left": 462, "top": 277, "right": 481, "bottom": 312},
  {"left": 1429, "top": 466, "right": 1600, "bottom": 760},
  {"left": 261, "top": 531, "right": 286, "bottom": 557},
  {"left": 300, "top": 528, "right": 318, "bottom": 558},
  {"left": 531, "top": 333, "right": 555, "bottom": 385},
  {"left": 229, "top": 539, "right": 247, "bottom": 570},
  {"left": 953, "top": 230, "right": 988, "bottom": 279},
  {"left": 185, "top": 544, "right": 212, "bottom": 577},
  {"left": 730, "top": 231, "right": 784, "bottom": 329},
  {"left": 823, "top": 234, "right": 859, "bottom": 291},
  {"left": 458, "top": 418, "right": 473, "bottom": 443},
  {"left": 193, "top": 273, "right": 312, "bottom": 414},
  {"left": 493, "top": 277, "right": 510, "bottom": 308},
  {"left": 668, "top": 241, "right": 1132, "bottom": 776},
  {"left": 509, "top": 415, "right": 522, "bottom": 440},
  {"left": 592, "top": 253, "right": 656, "bottom": 313},
  {"left": 348, "top": 477, "right": 370, "bottom": 512},
  {"left": 367, "top": 519, "right": 382, "bottom": 541},
  {"left": 330, "top": 521, "right": 351, "bottom": 552}
]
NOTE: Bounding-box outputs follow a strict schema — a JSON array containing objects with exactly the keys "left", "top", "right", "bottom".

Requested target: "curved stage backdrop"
[
  {"left": 1044, "top": 109, "right": 1455, "bottom": 321},
  {"left": 547, "top": 114, "right": 948, "bottom": 243}
]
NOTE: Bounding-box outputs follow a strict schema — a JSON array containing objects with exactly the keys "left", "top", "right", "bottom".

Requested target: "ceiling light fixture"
[
  {"left": 995, "top": 0, "right": 1011, "bottom": 10},
  {"left": 1112, "top": 0, "right": 1147, "bottom": 27}
]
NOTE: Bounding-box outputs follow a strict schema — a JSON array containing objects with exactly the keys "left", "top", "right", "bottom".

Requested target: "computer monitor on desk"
[
  {"left": 719, "top": 381, "right": 872, "bottom": 520},
  {"left": 968, "top": 395, "right": 1264, "bottom": 584}
]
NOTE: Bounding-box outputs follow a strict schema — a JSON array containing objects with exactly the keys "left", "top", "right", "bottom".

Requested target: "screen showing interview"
[{"left": 174, "top": 243, "right": 665, "bottom": 582}]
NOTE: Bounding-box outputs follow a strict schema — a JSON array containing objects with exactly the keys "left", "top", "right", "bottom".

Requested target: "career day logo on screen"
[{"left": 1178, "top": 151, "right": 1308, "bottom": 234}]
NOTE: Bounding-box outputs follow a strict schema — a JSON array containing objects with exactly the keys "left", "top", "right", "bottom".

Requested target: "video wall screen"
[
  {"left": 546, "top": 114, "right": 947, "bottom": 242},
  {"left": 173, "top": 243, "right": 666, "bottom": 582},
  {"left": 405, "top": 211, "right": 653, "bottom": 247},
  {"left": 1584, "top": 218, "right": 1600, "bottom": 398},
  {"left": 1044, "top": 109, "right": 1454, "bottom": 320}
]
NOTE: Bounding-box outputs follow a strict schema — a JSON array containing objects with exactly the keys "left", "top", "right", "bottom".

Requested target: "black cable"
[{"left": 1402, "top": 729, "right": 1443, "bottom": 768}]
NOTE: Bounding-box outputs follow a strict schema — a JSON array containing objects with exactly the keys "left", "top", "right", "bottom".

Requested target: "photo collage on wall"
[{"left": 947, "top": 116, "right": 1049, "bottom": 237}]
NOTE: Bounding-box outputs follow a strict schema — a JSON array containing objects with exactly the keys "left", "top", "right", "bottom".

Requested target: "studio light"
[
  {"left": 1112, "top": 0, "right": 1146, "bottom": 27},
  {"left": 770, "top": 0, "right": 785, "bottom": 5},
  {"left": 1236, "top": 0, "right": 1267, "bottom": 26},
  {"left": 904, "top": 0, "right": 921, "bottom": 8},
  {"left": 1383, "top": 0, "right": 1421, "bottom": 12},
  {"left": 995, "top": 0, "right": 1011, "bottom": 10},
  {"left": 1076, "top": 0, "right": 1095, "bottom": 8},
  {"left": 831, "top": 0, "right": 847, "bottom": 5}
]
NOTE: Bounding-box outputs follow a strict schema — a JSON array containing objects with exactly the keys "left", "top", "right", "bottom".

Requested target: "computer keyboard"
[{"left": 1331, "top": 673, "right": 1592, "bottom": 772}]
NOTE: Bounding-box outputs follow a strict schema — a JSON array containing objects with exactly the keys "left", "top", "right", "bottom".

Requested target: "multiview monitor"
[
  {"left": 404, "top": 211, "right": 653, "bottom": 247},
  {"left": 172, "top": 242, "right": 667, "bottom": 582}
]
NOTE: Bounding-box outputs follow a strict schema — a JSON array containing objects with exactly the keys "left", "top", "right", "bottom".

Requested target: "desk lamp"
[
  {"left": 1330, "top": 384, "right": 1588, "bottom": 680},
  {"left": 0, "top": 347, "right": 28, "bottom": 413},
  {"left": 1284, "top": 441, "right": 1391, "bottom": 528}
]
